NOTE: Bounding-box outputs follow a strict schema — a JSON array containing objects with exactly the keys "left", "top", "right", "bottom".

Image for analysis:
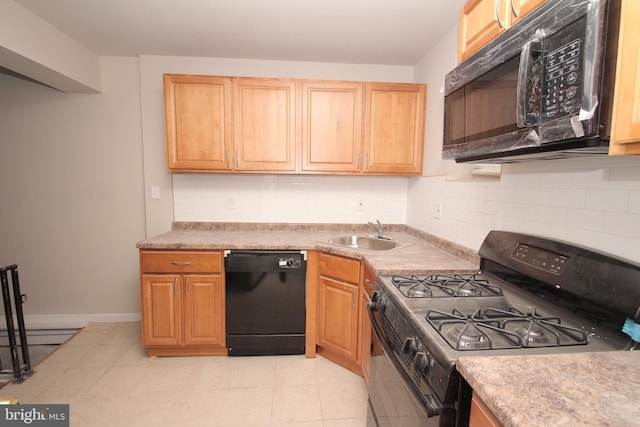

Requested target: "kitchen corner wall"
[
  {"left": 411, "top": 27, "right": 640, "bottom": 263},
  {"left": 139, "top": 55, "right": 416, "bottom": 234},
  {"left": 0, "top": 57, "right": 146, "bottom": 325}
]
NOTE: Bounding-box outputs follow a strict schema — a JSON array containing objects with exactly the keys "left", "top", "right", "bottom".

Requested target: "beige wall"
[{"left": 0, "top": 57, "right": 146, "bottom": 327}]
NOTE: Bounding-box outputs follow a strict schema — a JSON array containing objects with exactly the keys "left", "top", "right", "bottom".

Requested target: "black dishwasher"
[{"left": 224, "top": 250, "right": 306, "bottom": 356}]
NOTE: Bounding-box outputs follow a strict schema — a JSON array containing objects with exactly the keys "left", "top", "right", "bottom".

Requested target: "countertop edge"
[{"left": 136, "top": 222, "right": 480, "bottom": 272}]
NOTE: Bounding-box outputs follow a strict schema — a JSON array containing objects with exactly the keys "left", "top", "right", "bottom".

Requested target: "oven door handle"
[{"left": 367, "top": 303, "right": 440, "bottom": 418}]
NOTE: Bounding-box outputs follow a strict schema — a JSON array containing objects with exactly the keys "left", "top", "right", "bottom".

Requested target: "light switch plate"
[{"left": 151, "top": 185, "right": 160, "bottom": 199}]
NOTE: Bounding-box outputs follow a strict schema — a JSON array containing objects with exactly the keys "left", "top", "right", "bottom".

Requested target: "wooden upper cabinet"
[
  {"left": 364, "top": 83, "right": 425, "bottom": 175},
  {"left": 164, "top": 74, "right": 232, "bottom": 171},
  {"left": 163, "top": 74, "right": 426, "bottom": 175},
  {"left": 510, "top": 0, "right": 547, "bottom": 25},
  {"left": 301, "top": 81, "right": 364, "bottom": 173},
  {"left": 458, "top": 0, "right": 547, "bottom": 63},
  {"left": 610, "top": 0, "right": 640, "bottom": 155},
  {"left": 232, "top": 78, "right": 297, "bottom": 171},
  {"left": 459, "top": 0, "right": 509, "bottom": 63}
]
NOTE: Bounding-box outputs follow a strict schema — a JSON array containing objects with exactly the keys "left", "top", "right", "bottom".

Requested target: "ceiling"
[{"left": 15, "top": 0, "right": 465, "bottom": 65}]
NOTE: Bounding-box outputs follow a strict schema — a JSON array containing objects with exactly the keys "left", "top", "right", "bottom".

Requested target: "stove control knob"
[
  {"left": 413, "top": 351, "right": 430, "bottom": 373},
  {"left": 371, "top": 291, "right": 380, "bottom": 303},
  {"left": 402, "top": 337, "right": 417, "bottom": 356}
]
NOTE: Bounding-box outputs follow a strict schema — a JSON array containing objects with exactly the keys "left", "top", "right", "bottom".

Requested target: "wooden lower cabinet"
[
  {"left": 316, "top": 252, "right": 363, "bottom": 375},
  {"left": 469, "top": 393, "right": 503, "bottom": 427},
  {"left": 139, "top": 250, "right": 226, "bottom": 356},
  {"left": 141, "top": 274, "right": 182, "bottom": 347}
]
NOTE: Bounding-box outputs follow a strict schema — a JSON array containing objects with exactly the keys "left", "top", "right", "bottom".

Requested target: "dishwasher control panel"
[{"left": 279, "top": 257, "right": 302, "bottom": 269}]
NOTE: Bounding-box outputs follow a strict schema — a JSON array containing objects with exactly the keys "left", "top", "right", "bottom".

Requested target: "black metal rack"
[{"left": 1, "top": 264, "right": 32, "bottom": 383}]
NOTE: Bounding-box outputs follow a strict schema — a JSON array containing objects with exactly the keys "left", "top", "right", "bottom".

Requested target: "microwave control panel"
[{"left": 541, "top": 15, "right": 587, "bottom": 122}]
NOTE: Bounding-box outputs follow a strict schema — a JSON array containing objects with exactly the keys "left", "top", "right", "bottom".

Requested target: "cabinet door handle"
[
  {"left": 352, "top": 288, "right": 357, "bottom": 307},
  {"left": 364, "top": 153, "right": 369, "bottom": 171},
  {"left": 185, "top": 277, "right": 189, "bottom": 297},
  {"left": 226, "top": 150, "right": 230, "bottom": 168},
  {"left": 235, "top": 150, "right": 239, "bottom": 169},
  {"left": 173, "top": 277, "right": 178, "bottom": 296},
  {"left": 172, "top": 261, "right": 192, "bottom": 266},
  {"left": 495, "top": 0, "right": 505, "bottom": 28}
]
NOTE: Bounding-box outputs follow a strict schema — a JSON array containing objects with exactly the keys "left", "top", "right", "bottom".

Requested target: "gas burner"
[
  {"left": 453, "top": 324, "right": 489, "bottom": 349},
  {"left": 391, "top": 274, "right": 503, "bottom": 298},
  {"left": 426, "top": 307, "right": 588, "bottom": 351}
]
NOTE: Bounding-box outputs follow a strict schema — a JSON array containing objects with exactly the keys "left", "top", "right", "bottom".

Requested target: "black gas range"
[{"left": 366, "top": 231, "right": 640, "bottom": 427}]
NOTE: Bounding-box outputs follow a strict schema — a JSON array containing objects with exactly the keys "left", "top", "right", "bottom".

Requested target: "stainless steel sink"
[{"left": 324, "top": 235, "right": 401, "bottom": 251}]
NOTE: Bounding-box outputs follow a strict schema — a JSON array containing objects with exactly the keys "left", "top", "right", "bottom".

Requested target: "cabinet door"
[
  {"left": 317, "top": 276, "right": 360, "bottom": 361},
  {"left": 470, "top": 393, "right": 503, "bottom": 426},
  {"left": 364, "top": 83, "right": 425, "bottom": 175},
  {"left": 610, "top": 0, "right": 640, "bottom": 155},
  {"left": 301, "top": 81, "right": 364, "bottom": 173},
  {"left": 183, "top": 274, "right": 224, "bottom": 346},
  {"left": 509, "top": 0, "right": 546, "bottom": 25},
  {"left": 233, "top": 78, "right": 297, "bottom": 171},
  {"left": 458, "top": 0, "right": 510, "bottom": 63},
  {"left": 164, "top": 74, "right": 232, "bottom": 171},
  {"left": 141, "top": 274, "right": 182, "bottom": 346}
]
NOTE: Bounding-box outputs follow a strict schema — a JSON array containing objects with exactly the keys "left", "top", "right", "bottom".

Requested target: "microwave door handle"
[{"left": 516, "top": 40, "right": 542, "bottom": 128}]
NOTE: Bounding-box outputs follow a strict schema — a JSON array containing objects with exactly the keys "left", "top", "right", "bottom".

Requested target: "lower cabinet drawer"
[
  {"left": 319, "top": 252, "right": 360, "bottom": 284},
  {"left": 140, "top": 250, "right": 222, "bottom": 274}
]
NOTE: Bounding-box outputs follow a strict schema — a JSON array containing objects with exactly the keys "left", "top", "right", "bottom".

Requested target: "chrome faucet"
[{"left": 368, "top": 219, "right": 385, "bottom": 238}]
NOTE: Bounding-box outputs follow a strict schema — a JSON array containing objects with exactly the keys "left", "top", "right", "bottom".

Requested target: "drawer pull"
[{"left": 171, "top": 261, "right": 192, "bottom": 266}]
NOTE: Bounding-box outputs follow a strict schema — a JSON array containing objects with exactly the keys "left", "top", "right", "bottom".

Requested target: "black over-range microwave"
[{"left": 443, "top": 0, "right": 622, "bottom": 163}]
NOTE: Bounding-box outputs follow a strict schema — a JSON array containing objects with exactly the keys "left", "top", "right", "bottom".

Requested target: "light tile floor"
[{"left": 0, "top": 322, "right": 369, "bottom": 427}]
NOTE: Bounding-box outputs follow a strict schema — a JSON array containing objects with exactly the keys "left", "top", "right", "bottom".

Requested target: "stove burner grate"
[
  {"left": 392, "top": 273, "right": 503, "bottom": 298},
  {"left": 426, "top": 307, "right": 589, "bottom": 351}
]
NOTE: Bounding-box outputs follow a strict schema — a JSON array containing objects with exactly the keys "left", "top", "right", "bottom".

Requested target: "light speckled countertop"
[
  {"left": 458, "top": 351, "right": 640, "bottom": 427},
  {"left": 136, "top": 222, "right": 480, "bottom": 274}
]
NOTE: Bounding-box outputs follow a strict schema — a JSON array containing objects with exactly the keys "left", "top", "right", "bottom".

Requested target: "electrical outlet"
[
  {"left": 227, "top": 196, "right": 237, "bottom": 209},
  {"left": 356, "top": 199, "right": 365, "bottom": 211},
  {"left": 433, "top": 203, "right": 442, "bottom": 219}
]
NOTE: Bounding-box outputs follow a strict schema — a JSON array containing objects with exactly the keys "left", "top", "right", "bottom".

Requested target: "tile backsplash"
[
  {"left": 173, "top": 174, "right": 409, "bottom": 224},
  {"left": 408, "top": 155, "right": 640, "bottom": 263}
]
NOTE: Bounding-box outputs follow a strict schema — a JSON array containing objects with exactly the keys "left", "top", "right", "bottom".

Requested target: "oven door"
[{"left": 366, "top": 304, "right": 439, "bottom": 427}]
